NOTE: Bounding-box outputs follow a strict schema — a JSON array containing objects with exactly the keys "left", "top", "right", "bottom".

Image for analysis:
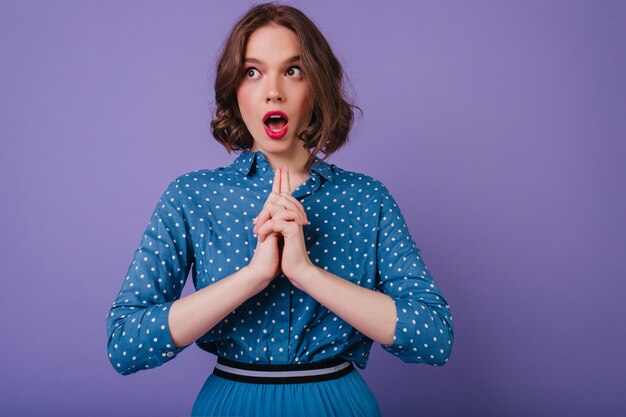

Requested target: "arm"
[
  {"left": 293, "top": 266, "right": 397, "bottom": 346},
  {"left": 106, "top": 179, "right": 194, "bottom": 375},
  {"left": 293, "top": 183, "right": 454, "bottom": 366},
  {"left": 168, "top": 266, "right": 266, "bottom": 348},
  {"left": 106, "top": 179, "right": 274, "bottom": 375},
  {"left": 373, "top": 183, "right": 454, "bottom": 366}
]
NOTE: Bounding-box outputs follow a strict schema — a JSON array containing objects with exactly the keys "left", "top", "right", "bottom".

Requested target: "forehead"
[{"left": 244, "top": 23, "right": 301, "bottom": 61}]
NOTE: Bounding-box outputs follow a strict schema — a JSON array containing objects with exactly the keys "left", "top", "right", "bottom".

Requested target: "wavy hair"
[{"left": 210, "top": 2, "right": 360, "bottom": 171}]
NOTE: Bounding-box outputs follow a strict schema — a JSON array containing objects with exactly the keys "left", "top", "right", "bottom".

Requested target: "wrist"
[
  {"left": 240, "top": 266, "right": 271, "bottom": 293},
  {"left": 290, "top": 262, "right": 318, "bottom": 288}
]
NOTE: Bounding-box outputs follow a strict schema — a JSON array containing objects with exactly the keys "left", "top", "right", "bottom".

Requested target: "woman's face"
[{"left": 236, "top": 23, "right": 313, "bottom": 156}]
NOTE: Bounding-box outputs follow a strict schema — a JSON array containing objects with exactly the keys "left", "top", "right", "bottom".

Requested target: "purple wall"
[{"left": 1, "top": 1, "right": 624, "bottom": 416}]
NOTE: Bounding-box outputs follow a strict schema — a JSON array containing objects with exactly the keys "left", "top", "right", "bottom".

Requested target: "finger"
[
  {"left": 259, "top": 218, "right": 282, "bottom": 242},
  {"left": 254, "top": 192, "right": 305, "bottom": 235},
  {"left": 257, "top": 217, "right": 282, "bottom": 242},
  {"left": 279, "top": 194, "right": 310, "bottom": 223},
  {"left": 255, "top": 168, "right": 282, "bottom": 229},
  {"left": 257, "top": 207, "right": 302, "bottom": 238},
  {"left": 282, "top": 165, "right": 291, "bottom": 195},
  {"left": 267, "top": 197, "right": 298, "bottom": 215},
  {"left": 253, "top": 206, "right": 273, "bottom": 233},
  {"left": 265, "top": 192, "right": 308, "bottom": 223},
  {"left": 258, "top": 220, "right": 271, "bottom": 242},
  {"left": 256, "top": 195, "right": 298, "bottom": 221},
  {"left": 271, "top": 218, "right": 299, "bottom": 237},
  {"left": 258, "top": 218, "right": 296, "bottom": 242},
  {"left": 271, "top": 166, "right": 281, "bottom": 194},
  {"left": 257, "top": 225, "right": 280, "bottom": 243},
  {"left": 264, "top": 231, "right": 279, "bottom": 243},
  {"left": 253, "top": 188, "right": 282, "bottom": 232},
  {"left": 271, "top": 209, "right": 301, "bottom": 223},
  {"left": 263, "top": 200, "right": 308, "bottom": 226}
]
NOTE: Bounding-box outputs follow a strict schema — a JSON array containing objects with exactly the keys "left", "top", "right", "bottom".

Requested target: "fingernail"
[{"left": 253, "top": 217, "right": 256, "bottom": 223}]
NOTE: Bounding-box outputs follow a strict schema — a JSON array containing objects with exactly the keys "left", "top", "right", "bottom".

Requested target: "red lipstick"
[{"left": 263, "top": 110, "right": 289, "bottom": 139}]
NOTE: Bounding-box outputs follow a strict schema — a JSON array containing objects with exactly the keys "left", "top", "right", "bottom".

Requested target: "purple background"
[{"left": 1, "top": 1, "right": 624, "bottom": 416}]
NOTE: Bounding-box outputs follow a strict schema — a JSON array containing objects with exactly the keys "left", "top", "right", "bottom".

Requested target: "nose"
[
  {"left": 266, "top": 91, "right": 283, "bottom": 102},
  {"left": 265, "top": 77, "right": 284, "bottom": 103}
]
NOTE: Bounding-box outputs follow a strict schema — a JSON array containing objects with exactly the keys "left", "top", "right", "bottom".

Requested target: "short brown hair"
[{"left": 210, "top": 2, "right": 360, "bottom": 171}]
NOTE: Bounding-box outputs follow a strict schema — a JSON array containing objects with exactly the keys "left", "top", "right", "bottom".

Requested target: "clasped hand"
[{"left": 248, "top": 166, "right": 313, "bottom": 289}]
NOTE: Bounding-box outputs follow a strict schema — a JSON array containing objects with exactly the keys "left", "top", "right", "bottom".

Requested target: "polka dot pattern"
[{"left": 106, "top": 150, "right": 454, "bottom": 375}]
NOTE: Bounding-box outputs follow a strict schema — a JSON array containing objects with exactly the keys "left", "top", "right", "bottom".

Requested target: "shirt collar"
[{"left": 231, "top": 150, "right": 334, "bottom": 182}]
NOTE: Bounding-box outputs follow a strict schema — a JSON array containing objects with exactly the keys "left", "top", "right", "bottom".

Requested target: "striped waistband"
[{"left": 213, "top": 356, "right": 354, "bottom": 384}]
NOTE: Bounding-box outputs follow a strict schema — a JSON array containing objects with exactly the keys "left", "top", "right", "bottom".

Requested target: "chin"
[{"left": 255, "top": 137, "right": 296, "bottom": 151}]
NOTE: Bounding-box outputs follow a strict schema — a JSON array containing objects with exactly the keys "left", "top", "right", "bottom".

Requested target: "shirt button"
[{"left": 166, "top": 351, "right": 174, "bottom": 357}]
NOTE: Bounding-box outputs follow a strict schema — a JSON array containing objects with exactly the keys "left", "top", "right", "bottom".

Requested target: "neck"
[{"left": 252, "top": 144, "right": 311, "bottom": 177}]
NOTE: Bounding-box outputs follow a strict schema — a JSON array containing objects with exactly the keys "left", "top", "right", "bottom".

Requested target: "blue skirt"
[{"left": 191, "top": 357, "right": 381, "bottom": 417}]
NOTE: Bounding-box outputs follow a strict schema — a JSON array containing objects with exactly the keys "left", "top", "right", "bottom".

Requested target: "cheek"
[{"left": 236, "top": 87, "right": 254, "bottom": 120}]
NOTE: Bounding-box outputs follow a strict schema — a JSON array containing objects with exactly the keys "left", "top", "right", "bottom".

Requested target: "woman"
[{"left": 106, "top": 3, "right": 454, "bottom": 416}]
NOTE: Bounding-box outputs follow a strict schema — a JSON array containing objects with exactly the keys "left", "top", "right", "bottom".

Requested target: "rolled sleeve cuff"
[
  {"left": 145, "top": 301, "right": 187, "bottom": 364},
  {"left": 381, "top": 297, "right": 415, "bottom": 356}
]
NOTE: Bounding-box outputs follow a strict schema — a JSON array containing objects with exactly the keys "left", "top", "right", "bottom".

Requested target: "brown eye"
[
  {"left": 245, "top": 68, "right": 261, "bottom": 79},
  {"left": 286, "top": 66, "right": 302, "bottom": 77}
]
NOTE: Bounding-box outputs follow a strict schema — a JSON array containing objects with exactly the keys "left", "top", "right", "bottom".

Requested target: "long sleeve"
[
  {"left": 106, "top": 179, "right": 194, "bottom": 375},
  {"left": 375, "top": 183, "right": 454, "bottom": 366}
]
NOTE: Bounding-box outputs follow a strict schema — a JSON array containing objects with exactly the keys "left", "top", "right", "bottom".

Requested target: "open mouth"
[
  {"left": 263, "top": 111, "right": 289, "bottom": 139},
  {"left": 263, "top": 112, "right": 289, "bottom": 132}
]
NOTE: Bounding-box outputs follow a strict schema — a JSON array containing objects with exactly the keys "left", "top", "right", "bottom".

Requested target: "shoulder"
[
  {"left": 330, "top": 164, "right": 391, "bottom": 200},
  {"left": 324, "top": 164, "right": 398, "bottom": 212},
  {"left": 161, "top": 164, "right": 233, "bottom": 199}
]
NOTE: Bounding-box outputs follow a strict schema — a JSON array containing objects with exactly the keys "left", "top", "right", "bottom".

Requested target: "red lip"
[
  {"left": 263, "top": 110, "right": 289, "bottom": 123},
  {"left": 263, "top": 110, "right": 289, "bottom": 139}
]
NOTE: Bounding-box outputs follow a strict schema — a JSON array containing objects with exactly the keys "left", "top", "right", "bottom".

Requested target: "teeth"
[
  {"left": 265, "top": 114, "right": 287, "bottom": 134},
  {"left": 266, "top": 115, "right": 287, "bottom": 120}
]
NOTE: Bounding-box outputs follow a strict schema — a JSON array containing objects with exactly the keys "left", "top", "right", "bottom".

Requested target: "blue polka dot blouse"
[{"left": 106, "top": 150, "right": 454, "bottom": 375}]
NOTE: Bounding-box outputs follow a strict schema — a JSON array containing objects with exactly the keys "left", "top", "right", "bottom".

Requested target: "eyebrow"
[{"left": 243, "top": 55, "right": 301, "bottom": 65}]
